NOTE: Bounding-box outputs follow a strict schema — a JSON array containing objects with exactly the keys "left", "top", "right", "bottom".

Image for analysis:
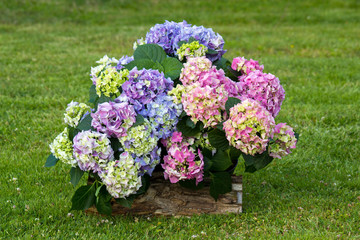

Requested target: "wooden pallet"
[{"left": 86, "top": 172, "right": 242, "bottom": 216}]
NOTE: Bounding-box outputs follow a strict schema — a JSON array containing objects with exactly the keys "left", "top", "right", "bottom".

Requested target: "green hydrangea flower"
[
  {"left": 49, "top": 127, "right": 76, "bottom": 166},
  {"left": 177, "top": 41, "right": 208, "bottom": 61}
]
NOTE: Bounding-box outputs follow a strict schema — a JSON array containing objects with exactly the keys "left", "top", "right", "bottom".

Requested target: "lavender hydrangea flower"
[
  {"left": 73, "top": 130, "right": 114, "bottom": 173},
  {"left": 99, "top": 152, "right": 142, "bottom": 198},
  {"left": 139, "top": 94, "right": 182, "bottom": 139},
  {"left": 116, "top": 55, "right": 134, "bottom": 70},
  {"left": 145, "top": 20, "right": 191, "bottom": 55},
  {"left": 91, "top": 101, "right": 136, "bottom": 138},
  {"left": 121, "top": 68, "right": 173, "bottom": 111},
  {"left": 133, "top": 146, "right": 161, "bottom": 176},
  {"left": 145, "top": 20, "right": 226, "bottom": 61}
]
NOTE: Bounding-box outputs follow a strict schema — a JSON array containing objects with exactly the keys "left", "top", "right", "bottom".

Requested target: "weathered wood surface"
[{"left": 86, "top": 172, "right": 242, "bottom": 216}]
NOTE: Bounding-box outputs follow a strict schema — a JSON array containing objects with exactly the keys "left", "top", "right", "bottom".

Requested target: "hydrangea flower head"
[
  {"left": 133, "top": 146, "right": 161, "bottom": 176},
  {"left": 64, "top": 101, "right": 91, "bottom": 128},
  {"left": 119, "top": 120, "right": 158, "bottom": 156},
  {"left": 91, "top": 101, "right": 136, "bottom": 138},
  {"left": 161, "top": 132, "right": 204, "bottom": 184},
  {"left": 99, "top": 152, "right": 142, "bottom": 198},
  {"left": 95, "top": 68, "right": 129, "bottom": 97},
  {"left": 139, "top": 94, "right": 182, "bottom": 139},
  {"left": 179, "top": 56, "right": 212, "bottom": 85},
  {"left": 73, "top": 131, "right": 114, "bottom": 173},
  {"left": 90, "top": 55, "right": 118, "bottom": 84},
  {"left": 231, "top": 57, "right": 264, "bottom": 75},
  {"left": 168, "top": 84, "right": 186, "bottom": 105},
  {"left": 121, "top": 68, "right": 173, "bottom": 111},
  {"left": 177, "top": 41, "right": 208, "bottom": 61},
  {"left": 269, "top": 123, "right": 297, "bottom": 159},
  {"left": 238, "top": 70, "right": 285, "bottom": 117},
  {"left": 49, "top": 127, "right": 76, "bottom": 166},
  {"left": 223, "top": 99, "right": 275, "bottom": 155}
]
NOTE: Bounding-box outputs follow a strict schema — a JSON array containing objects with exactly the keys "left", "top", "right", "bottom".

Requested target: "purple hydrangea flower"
[
  {"left": 133, "top": 146, "right": 161, "bottom": 176},
  {"left": 73, "top": 130, "right": 114, "bottom": 173},
  {"left": 139, "top": 93, "right": 182, "bottom": 139},
  {"left": 145, "top": 20, "right": 226, "bottom": 61},
  {"left": 116, "top": 55, "right": 134, "bottom": 70},
  {"left": 121, "top": 68, "right": 173, "bottom": 111},
  {"left": 91, "top": 101, "right": 136, "bottom": 138}
]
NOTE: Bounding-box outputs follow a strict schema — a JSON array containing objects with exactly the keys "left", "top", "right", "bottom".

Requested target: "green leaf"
[
  {"left": 176, "top": 117, "right": 201, "bottom": 137},
  {"left": 209, "top": 172, "right": 232, "bottom": 201},
  {"left": 186, "top": 117, "right": 196, "bottom": 128},
  {"left": 70, "top": 167, "right": 84, "bottom": 187},
  {"left": 162, "top": 57, "right": 183, "bottom": 80},
  {"left": 243, "top": 151, "right": 274, "bottom": 173},
  {"left": 95, "top": 95, "right": 112, "bottom": 106},
  {"left": 208, "top": 128, "right": 229, "bottom": 151},
  {"left": 225, "top": 97, "right": 242, "bottom": 115},
  {"left": 89, "top": 84, "right": 98, "bottom": 104},
  {"left": 206, "top": 48, "right": 218, "bottom": 55},
  {"left": 71, "top": 184, "right": 96, "bottom": 210},
  {"left": 294, "top": 132, "right": 300, "bottom": 141},
  {"left": 68, "top": 127, "right": 80, "bottom": 142},
  {"left": 133, "top": 44, "right": 166, "bottom": 63},
  {"left": 95, "top": 186, "right": 112, "bottom": 215},
  {"left": 45, "top": 153, "right": 59, "bottom": 167},
  {"left": 109, "top": 137, "right": 122, "bottom": 159},
  {"left": 132, "top": 114, "right": 145, "bottom": 127},
  {"left": 125, "top": 59, "right": 155, "bottom": 71},
  {"left": 152, "top": 61, "right": 165, "bottom": 72},
  {"left": 179, "top": 179, "right": 204, "bottom": 190},
  {"left": 209, "top": 150, "right": 233, "bottom": 172},
  {"left": 115, "top": 195, "right": 136, "bottom": 208},
  {"left": 76, "top": 114, "right": 92, "bottom": 131}
]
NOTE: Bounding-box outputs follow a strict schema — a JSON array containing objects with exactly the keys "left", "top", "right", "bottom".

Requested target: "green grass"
[{"left": 1, "top": 0, "right": 360, "bottom": 238}]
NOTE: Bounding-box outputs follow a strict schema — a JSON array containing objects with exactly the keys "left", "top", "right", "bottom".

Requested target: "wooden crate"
[{"left": 86, "top": 172, "right": 242, "bottom": 216}]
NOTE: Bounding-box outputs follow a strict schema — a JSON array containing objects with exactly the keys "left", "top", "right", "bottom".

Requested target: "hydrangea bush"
[{"left": 46, "top": 20, "right": 298, "bottom": 215}]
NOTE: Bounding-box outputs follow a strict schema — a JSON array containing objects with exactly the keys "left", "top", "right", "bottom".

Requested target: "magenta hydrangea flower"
[
  {"left": 269, "top": 123, "right": 297, "bottom": 159},
  {"left": 238, "top": 70, "right": 285, "bottom": 117},
  {"left": 231, "top": 57, "right": 264, "bottom": 75},
  {"left": 179, "top": 56, "right": 212, "bottom": 85},
  {"left": 91, "top": 101, "right": 136, "bottom": 138},
  {"left": 161, "top": 132, "right": 204, "bottom": 185},
  {"left": 121, "top": 68, "right": 173, "bottom": 111},
  {"left": 73, "top": 130, "right": 114, "bottom": 173},
  {"left": 223, "top": 99, "right": 275, "bottom": 156}
]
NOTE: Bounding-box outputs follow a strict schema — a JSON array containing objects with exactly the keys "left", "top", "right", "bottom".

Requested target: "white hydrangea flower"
[
  {"left": 64, "top": 101, "right": 91, "bottom": 128},
  {"left": 49, "top": 127, "right": 76, "bottom": 166},
  {"left": 100, "top": 152, "right": 142, "bottom": 198}
]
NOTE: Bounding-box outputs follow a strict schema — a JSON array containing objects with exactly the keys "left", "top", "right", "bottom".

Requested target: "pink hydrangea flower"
[
  {"left": 231, "top": 57, "right": 264, "bottom": 75},
  {"left": 238, "top": 70, "right": 285, "bottom": 117},
  {"left": 179, "top": 56, "right": 212, "bottom": 85},
  {"left": 269, "top": 123, "right": 297, "bottom": 159},
  {"left": 223, "top": 98, "right": 275, "bottom": 155},
  {"left": 161, "top": 132, "right": 204, "bottom": 185}
]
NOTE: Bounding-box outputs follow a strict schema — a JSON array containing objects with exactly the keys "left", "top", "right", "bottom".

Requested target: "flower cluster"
[
  {"left": 144, "top": 20, "right": 225, "bottom": 61},
  {"left": 231, "top": 57, "right": 264, "bottom": 75},
  {"left": 73, "top": 131, "right": 114, "bottom": 173},
  {"left": 238, "top": 70, "right": 285, "bottom": 117},
  {"left": 119, "top": 120, "right": 158, "bottom": 156},
  {"left": 223, "top": 99, "right": 275, "bottom": 155},
  {"left": 49, "top": 128, "right": 76, "bottom": 166},
  {"left": 162, "top": 132, "right": 204, "bottom": 184},
  {"left": 91, "top": 101, "right": 136, "bottom": 138},
  {"left": 99, "top": 152, "right": 142, "bottom": 198},
  {"left": 177, "top": 41, "right": 208, "bottom": 61},
  {"left": 133, "top": 147, "right": 161, "bottom": 176},
  {"left": 139, "top": 94, "right": 182, "bottom": 139},
  {"left": 269, "top": 123, "right": 297, "bottom": 159},
  {"left": 180, "top": 56, "right": 212, "bottom": 85},
  {"left": 64, "top": 101, "right": 91, "bottom": 128},
  {"left": 121, "top": 68, "right": 173, "bottom": 111}
]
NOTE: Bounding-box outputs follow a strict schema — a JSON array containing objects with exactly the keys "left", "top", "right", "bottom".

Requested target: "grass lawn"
[{"left": 1, "top": 0, "right": 360, "bottom": 238}]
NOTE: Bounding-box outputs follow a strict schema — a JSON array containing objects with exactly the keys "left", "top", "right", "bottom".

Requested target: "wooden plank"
[{"left": 86, "top": 172, "right": 242, "bottom": 216}]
